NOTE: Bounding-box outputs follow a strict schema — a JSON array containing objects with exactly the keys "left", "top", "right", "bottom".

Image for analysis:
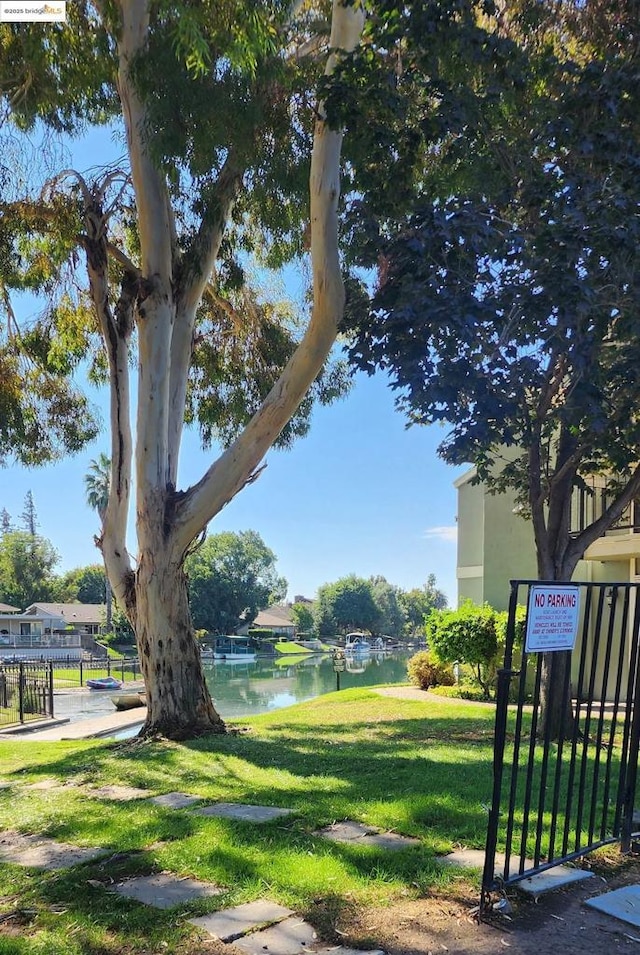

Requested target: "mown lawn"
[{"left": 0, "top": 689, "right": 499, "bottom": 954}]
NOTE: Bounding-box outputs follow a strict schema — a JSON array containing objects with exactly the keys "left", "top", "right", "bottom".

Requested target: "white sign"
[
  {"left": 0, "top": 2, "right": 66, "bottom": 22},
  {"left": 525, "top": 585, "right": 580, "bottom": 653}
]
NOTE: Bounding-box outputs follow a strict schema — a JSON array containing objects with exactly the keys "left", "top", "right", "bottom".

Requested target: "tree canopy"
[
  {"left": 314, "top": 574, "right": 384, "bottom": 636},
  {"left": 0, "top": 528, "right": 59, "bottom": 608},
  {"left": 342, "top": 0, "right": 640, "bottom": 736},
  {"left": 0, "top": 0, "right": 366, "bottom": 738},
  {"left": 344, "top": 0, "right": 640, "bottom": 583},
  {"left": 186, "top": 531, "right": 286, "bottom": 635}
]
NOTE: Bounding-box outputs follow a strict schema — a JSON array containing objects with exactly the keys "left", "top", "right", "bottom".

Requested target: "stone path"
[
  {"left": 0, "top": 830, "right": 107, "bottom": 870},
  {"left": 5, "top": 777, "right": 638, "bottom": 950},
  {"left": 149, "top": 791, "right": 203, "bottom": 809},
  {"left": 316, "top": 820, "right": 420, "bottom": 851},
  {"left": 189, "top": 900, "right": 384, "bottom": 955},
  {"left": 192, "top": 802, "right": 294, "bottom": 822},
  {"left": 441, "top": 848, "right": 595, "bottom": 898},
  {"left": 112, "top": 872, "right": 224, "bottom": 909},
  {"left": 586, "top": 884, "right": 640, "bottom": 929},
  {"left": 88, "top": 784, "right": 151, "bottom": 801},
  {"left": 0, "top": 788, "right": 412, "bottom": 953}
]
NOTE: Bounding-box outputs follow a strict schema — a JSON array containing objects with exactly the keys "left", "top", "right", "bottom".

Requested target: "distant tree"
[
  {"left": 111, "top": 601, "right": 135, "bottom": 645},
  {"left": 53, "top": 564, "right": 108, "bottom": 605},
  {"left": 0, "top": 509, "right": 12, "bottom": 534},
  {"left": 84, "top": 454, "right": 112, "bottom": 630},
  {"left": 20, "top": 491, "right": 38, "bottom": 536},
  {"left": 314, "top": 575, "right": 379, "bottom": 636},
  {"left": 401, "top": 576, "right": 448, "bottom": 637},
  {"left": 290, "top": 601, "right": 314, "bottom": 635},
  {"left": 0, "top": 530, "right": 58, "bottom": 608},
  {"left": 186, "top": 531, "right": 286, "bottom": 635},
  {"left": 369, "top": 575, "right": 405, "bottom": 638},
  {"left": 84, "top": 454, "right": 111, "bottom": 520}
]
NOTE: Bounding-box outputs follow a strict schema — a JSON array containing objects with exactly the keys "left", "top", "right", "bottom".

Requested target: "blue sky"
[
  {"left": 1, "top": 123, "right": 464, "bottom": 605},
  {"left": 2, "top": 371, "right": 463, "bottom": 603}
]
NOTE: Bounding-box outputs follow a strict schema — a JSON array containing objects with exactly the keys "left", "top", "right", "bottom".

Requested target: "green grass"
[
  {"left": 274, "top": 641, "right": 313, "bottom": 655},
  {"left": 0, "top": 688, "right": 618, "bottom": 954}
]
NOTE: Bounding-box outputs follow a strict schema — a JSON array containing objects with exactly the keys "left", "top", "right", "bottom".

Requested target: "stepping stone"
[
  {"left": 112, "top": 873, "right": 224, "bottom": 909},
  {"left": 318, "top": 821, "right": 419, "bottom": 851},
  {"left": 314, "top": 950, "right": 384, "bottom": 955},
  {"left": 234, "top": 916, "right": 318, "bottom": 955},
  {"left": 88, "top": 785, "right": 150, "bottom": 801},
  {"left": 0, "top": 830, "right": 106, "bottom": 870},
  {"left": 517, "top": 865, "right": 594, "bottom": 898},
  {"left": 440, "top": 848, "right": 592, "bottom": 896},
  {"left": 149, "top": 792, "right": 203, "bottom": 810},
  {"left": 441, "top": 848, "right": 534, "bottom": 871},
  {"left": 585, "top": 884, "right": 640, "bottom": 927},
  {"left": 25, "top": 779, "right": 63, "bottom": 791},
  {"left": 190, "top": 900, "right": 294, "bottom": 941},
  {"left": 193, "top": 803, "right": 293, "bottom": 823}
]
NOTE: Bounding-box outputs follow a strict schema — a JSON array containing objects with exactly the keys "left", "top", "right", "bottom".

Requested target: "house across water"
[{"left": 0, "top": 602, "right": 107, "bottom": 662}]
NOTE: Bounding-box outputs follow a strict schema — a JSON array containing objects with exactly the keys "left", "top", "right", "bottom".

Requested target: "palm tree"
[{"left": 84, "top": 453, "right": 113, "bottom": 632}]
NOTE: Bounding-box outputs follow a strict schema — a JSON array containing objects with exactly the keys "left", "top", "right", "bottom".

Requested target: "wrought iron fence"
[
  {"left": 0, "top": 662, "right": 54, "bottom": 727},
  {"left": 481, "top": 580, "right": 640, "bottom": 916},
  {"left": 57, "top": 656, "right": 141, "bottom": 686}
]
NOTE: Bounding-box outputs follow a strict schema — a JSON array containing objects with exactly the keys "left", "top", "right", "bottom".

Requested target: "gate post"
[
  {"left": 18, "top": 661, "right": 25, "bottom": 724},
  {"left": 48, "top": 662, "right": 54, "bottom": 718},
  {"left": 621, "top": 599, "right": 640, "bottom": 852},
  {"left": 481, "top": 581, "right": 520, "bottom": 912}
]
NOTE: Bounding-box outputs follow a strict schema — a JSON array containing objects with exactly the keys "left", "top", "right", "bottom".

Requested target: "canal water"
[{"left": 53, "top": 651, "right": 414, "bottom": 724}]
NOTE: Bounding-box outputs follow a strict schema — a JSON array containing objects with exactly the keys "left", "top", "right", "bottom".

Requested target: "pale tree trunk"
[{"left": 99, "top": 0, "right": 366, "bottom": 739}]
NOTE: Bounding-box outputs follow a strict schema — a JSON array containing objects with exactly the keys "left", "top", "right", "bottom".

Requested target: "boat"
[
  {"left": 212, "top": 635, "right": 257, "bottom": 662},
  {"left": 344, "top": 633, "right": 371, "bottom": 654},
  {"left": 111, "top": 692, "right": 146, "bottom": 711},
  {"left": 86, "top": 676, "right": 124, "bottom": 691}
]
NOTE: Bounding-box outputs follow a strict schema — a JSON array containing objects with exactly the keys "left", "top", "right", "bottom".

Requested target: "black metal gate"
[
  {"left": 481, "top": 579, "right": 640, "bottom": 914},
  {"left": 0, "top": 661, "right": 54, "bottom": 727}
]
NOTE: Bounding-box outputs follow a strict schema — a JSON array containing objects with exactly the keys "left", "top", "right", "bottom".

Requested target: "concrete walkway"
[{"left": 0, "top": 706, "right": 147, "bottom": 741}]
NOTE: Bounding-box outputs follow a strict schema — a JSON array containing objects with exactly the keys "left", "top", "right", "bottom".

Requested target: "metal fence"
[
  {"left": 0, "top": 662, "right": 54, "bottom": 727},
  {"left": 53, "top": 656, "right": 142, "bottom": 686},
  {"left": 481, "top": 580, "right": 640, "bottom": 915}
]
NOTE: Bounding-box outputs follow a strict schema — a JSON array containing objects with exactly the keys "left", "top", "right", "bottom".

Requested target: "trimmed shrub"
[
  {"left": 425, "top": 601, "right": 499, "bottom": 699},
  {"left": 428, "top": 683, "right": 490, "bottom": 702},
  {"left": 407, "top": 651, "right": 455, "bottom": 690}
]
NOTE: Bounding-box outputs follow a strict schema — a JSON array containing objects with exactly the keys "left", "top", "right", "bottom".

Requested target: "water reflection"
[
  {"left": 204, "top": 651, "right": 412, "bottom": 719},
  {"left": 53, "top": 651, "right": 413, "bottom": 724}
]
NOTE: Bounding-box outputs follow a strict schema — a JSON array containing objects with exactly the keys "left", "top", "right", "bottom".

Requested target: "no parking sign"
[{"left": 525, "top": 585, "right": 580, "bottom": 653}]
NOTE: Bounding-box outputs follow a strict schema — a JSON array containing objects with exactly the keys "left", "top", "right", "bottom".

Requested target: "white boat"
[
  {"left": 211, "top": 635, "right": 256, "bottom": 662},
  {"left": 344, "top": 633, "right": 371, "bottom": 654}
]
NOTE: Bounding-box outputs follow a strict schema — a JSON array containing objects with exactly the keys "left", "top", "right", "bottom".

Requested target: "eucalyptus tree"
[
  {"left": 0, "top": 0, "right": 365, "bottom": 738},
  {"left": 342, "top": 1, "right": 640, "bottom": 737}
]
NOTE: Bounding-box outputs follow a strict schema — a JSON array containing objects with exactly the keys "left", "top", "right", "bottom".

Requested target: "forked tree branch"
[{"left": 173, "top": 0, "right": 366, "bottom": 554}]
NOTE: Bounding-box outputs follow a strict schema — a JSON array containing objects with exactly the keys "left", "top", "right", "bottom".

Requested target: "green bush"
[
  {"left": 248, "top": 628, "right": 274, "bottom": 642},
  {"left": 425, "top": 601, "right": 499, "bottom": 699},
  {"left": 495, "top": 605, "right": 527, "bottom": 649},
  {"left": 407, "top": 651, "right": 455, "bottom": 690},
  {"left": 428, "top": 683, "right": 490, "bottom": 702}
]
